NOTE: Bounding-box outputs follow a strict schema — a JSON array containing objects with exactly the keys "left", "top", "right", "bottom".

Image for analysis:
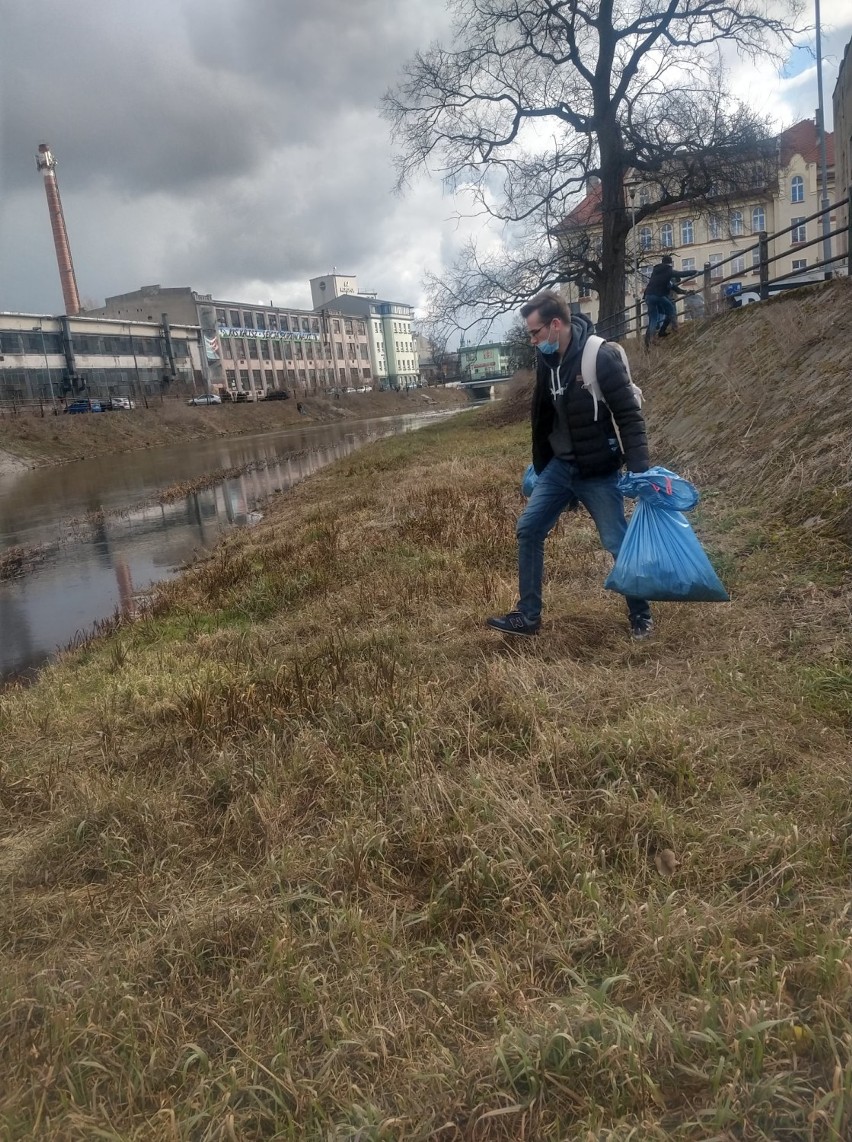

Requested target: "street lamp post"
[
  {"left": 815, "top": 0, "right": 832, "bottom": 276},
  {"left": 31, "top": 324, "right": 57, "bottom": 412}
]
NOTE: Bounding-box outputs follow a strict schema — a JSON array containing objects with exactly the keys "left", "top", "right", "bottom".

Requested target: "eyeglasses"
[{"left": 527, "top": 324, "right": 548, "bottom": 341}]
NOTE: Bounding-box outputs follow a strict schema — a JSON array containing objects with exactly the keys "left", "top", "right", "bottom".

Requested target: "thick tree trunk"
[{"left": 596, "top": 174, "right": 630, "bottom": 337}]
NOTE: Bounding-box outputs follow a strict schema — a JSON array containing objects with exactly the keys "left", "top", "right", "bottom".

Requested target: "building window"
[
  {"left": 272, "top": 342, "right": 282, "bottom": 360},
  {"left": 268, "top": 315, "right": 278, "bottom": 329},
  {"left": 792, "top": 258, "right": 808, "bottom": 271},
  {"left": 791, "top": 175, "right": 804, "bottom": 204},
  {"left": 709, "top": 254, "right": 723, "bottom": 280},
  {"left": 639, "top": 186, "right": 651, "bottom": 206},
  {"left": 681, "top": 257, "right": 696, "bottom": 272},
  {"left": 239, "top": 369, "right": 250, "bottom": 388},
  {"left": 731, "top": 253, "right": 746, "bottom": 274},
  {"left": 661, "top": 223, "right": 673, "bottom": 248},
  {"left": 638, "top": 226, "right": 652, "bottom": 250},
  {"left": 216, "top": 309, "right": 227, "bottom": 323},
  {"left": 252, "top": 370, "right": 262, "bottom": 387},
  {"left": 300, "top": 318, "right": 310, "bottom": 332},
  {"left": 680, "top": 219, "right": 694, "bottom": 245},
  {"left": 332, "top": 319, "right": 340, "bottom": 333},
  {"left": 752, "top": 246, "right": 761, "bottom": 269},
  {"left": 708, "top": 215, "right": 721, "bottom": 240},
  {"left": 791, "top": 217, "right": 806, "bottom": 244},
  {"left": 578, "top": 281, "right": 592, "bottom": 300},
  {"left": 229, "top": 310, "right": 241, "bottom": 326},
  {"left": 243, "top": 313, "right": 254, "bottom": 329},
  {"left": 255, "top": 313, "right": 266, "bottom": 330},
  {"left": 226, "top": 369, "right": 236, "bottom": 386},
  {"left": 279, "top": 316, "right": 289, "bottom": 332},
  {"left": 248, "top": 341, "right": 258, "bottom": 359},
  {"left": 752, "top": 206, "right": 765, "bottom": 232},
  {"left": 730, "top": 211, "right": 743, "bottom": 236}
]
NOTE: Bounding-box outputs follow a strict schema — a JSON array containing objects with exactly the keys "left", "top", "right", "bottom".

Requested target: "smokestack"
[{"left": 35, "top": 143, "right": 81, "bottom": 315}]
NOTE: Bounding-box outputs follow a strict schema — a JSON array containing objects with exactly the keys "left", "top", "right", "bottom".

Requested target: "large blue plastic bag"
[
  {"left": 521, "top": 464, "right": 538, "bottom": 498},
  {"left": 618, "top": 466, "right": 699, "bottom": 512},
  {"left": 604, "top": 500, "right": 730, "bottom": 602}
]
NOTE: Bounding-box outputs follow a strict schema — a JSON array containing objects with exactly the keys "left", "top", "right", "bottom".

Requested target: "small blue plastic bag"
[
  {"left": 521, "top": 463, "right": 538, "bottom": 498},
  {"left": 605, "top": 500, "right": 730, "bottom": 602}
]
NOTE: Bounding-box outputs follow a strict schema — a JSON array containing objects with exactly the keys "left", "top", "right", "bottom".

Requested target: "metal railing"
[{"left": 594, "top": 186, "right": 851, "bottom": 343}]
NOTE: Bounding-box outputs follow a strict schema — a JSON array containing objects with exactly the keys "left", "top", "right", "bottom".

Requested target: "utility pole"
[{"left": 815, "top": 0, "right": 832, "bottom": 275}]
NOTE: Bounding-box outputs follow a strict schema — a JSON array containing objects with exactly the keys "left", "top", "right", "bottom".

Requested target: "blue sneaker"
[{"left": 486, "top": 611, "right": 540, "bottom": 636}]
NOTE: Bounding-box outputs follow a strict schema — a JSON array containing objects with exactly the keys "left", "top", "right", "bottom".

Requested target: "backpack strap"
[{"left": 579, "top": 335, "right": 643, "bottom": 422}]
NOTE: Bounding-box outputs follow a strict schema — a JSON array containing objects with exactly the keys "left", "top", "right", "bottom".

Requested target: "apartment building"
[
  {"left": 459, "top": 341, "right": 510, "bottom": 381},
  {"left": 833, "top": 34, "right": 852, "bottom": 257},
  {"left": 0, "top": 311, "right": 201, "bottom": 403},
  {"left": 561, "top": 119, "right": 837, "bottom": 324},
  {"left": 91, "top": 285, "right": 373, "bottom": 395},
  {"left": 309, "top": 274, "right": 420, "bottom": 389}
]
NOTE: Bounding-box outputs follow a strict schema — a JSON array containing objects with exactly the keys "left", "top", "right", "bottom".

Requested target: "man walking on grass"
[{"left": 486, "top": 290, "right": 654, "bottom": 640}]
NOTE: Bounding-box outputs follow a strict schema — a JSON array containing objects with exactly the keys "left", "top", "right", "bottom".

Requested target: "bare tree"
[{"left": 385, "top": 0, "right": 803, "bottom": 339}]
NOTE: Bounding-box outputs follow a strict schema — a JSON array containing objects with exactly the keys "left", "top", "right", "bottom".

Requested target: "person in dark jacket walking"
[
  {"left": 487, "top": 290, "right": 654, "bottom": 640},
  {"left": 644, "top": 255, "right": 695, "bottom": 346}
]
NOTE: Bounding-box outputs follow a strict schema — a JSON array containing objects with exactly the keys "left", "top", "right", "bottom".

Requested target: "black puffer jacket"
[{"left": 531, "top": 315, "right": 650, "bottom": 478}]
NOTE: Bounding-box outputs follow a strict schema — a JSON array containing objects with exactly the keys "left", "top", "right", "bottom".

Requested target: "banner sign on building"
[
  {"left": 217, "top": 326, "right": 320, "bottom": 343},
  {"left": 204, "top": 334, "right": 220, "bottom": 361}
]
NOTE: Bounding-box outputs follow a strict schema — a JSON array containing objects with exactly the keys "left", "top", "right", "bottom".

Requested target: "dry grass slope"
[{"left": 1, "top": 283, "right": 851, "bottom": 1140}]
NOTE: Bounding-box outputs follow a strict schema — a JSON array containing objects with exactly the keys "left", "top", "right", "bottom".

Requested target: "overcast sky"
[{"left": 1, "top": 0, "right": 850, "bottom": 321}]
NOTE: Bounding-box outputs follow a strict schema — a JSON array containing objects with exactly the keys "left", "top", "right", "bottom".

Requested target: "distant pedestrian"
[
  {"left": 296, "top": 401, "right": 305, "bottom": 415},
  {"left": 643, "top": 255, "right": 695, "bottom": 346}
]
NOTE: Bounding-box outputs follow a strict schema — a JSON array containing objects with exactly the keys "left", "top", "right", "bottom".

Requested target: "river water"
[{"left": 0, "top": 411, "right": 452, "bottom": 682}]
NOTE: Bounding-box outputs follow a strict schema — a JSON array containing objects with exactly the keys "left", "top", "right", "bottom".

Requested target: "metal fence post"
[
  {"left": 847, "top": 186, "right": 852, "bottom": 279},
  {"left": 634, "top": 297, "right": 642, "bottom": 341},
  {"left": 759, "top": 231, "right": 769, "bottom": 300},
  {"left": 703, "top": 262, "right": 711, "bottom": 314}
]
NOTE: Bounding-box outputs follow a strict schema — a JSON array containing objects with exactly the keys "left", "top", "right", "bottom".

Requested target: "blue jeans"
[
  {"left": 645, "top": 294, "right": 676, "bottom": 342},
  {"left": 516, "top": 458, "right": 651, "bottom": 625}
]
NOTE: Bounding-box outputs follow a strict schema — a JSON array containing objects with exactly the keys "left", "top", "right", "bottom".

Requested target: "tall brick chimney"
[{"left": 36, "top": 143, "right": 81, "bottom": 315}]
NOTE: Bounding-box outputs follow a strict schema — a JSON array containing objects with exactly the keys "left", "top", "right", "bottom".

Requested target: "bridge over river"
[{"left": 458, "top": 372, "right": 514, "bottom": 400}]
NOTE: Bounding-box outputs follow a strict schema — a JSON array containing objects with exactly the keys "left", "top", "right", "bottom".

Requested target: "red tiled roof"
[
  {"left": 562, "top": 180, "right": 602, "bottom": 227},
  {"left": 778, "top": 118, "right": 835, "bottom": 167}
]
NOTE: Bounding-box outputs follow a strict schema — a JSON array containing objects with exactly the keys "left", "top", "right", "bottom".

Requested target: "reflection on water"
[{"left": 0, "top": 412, "right": 450, "bottom": 681}]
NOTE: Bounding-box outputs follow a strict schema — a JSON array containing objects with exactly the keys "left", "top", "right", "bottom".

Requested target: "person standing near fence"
[{"left": 643, "top": 255, "right": 695, "bottom": 346}]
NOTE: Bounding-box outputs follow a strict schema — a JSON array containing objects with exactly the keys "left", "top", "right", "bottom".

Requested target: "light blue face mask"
[{"left": 537, "top": 322, "right": 559, "bottom": 356}]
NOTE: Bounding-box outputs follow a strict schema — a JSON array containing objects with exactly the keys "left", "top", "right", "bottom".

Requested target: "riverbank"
[
  {"left": 0, "top": 383, "right": 467, "bottom": 467},
  {"left": 3, "top": 348, "right": 852, "bottom": 1136}
]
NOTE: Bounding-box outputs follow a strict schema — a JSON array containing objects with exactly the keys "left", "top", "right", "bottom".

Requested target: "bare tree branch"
[{"left": 384, "top": 0, "right": 804, "bottom": 335}]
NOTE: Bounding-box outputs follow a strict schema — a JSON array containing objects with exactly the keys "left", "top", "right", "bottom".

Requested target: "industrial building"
[
  {"left": 0, "top": 311, "right": 202, "bottom": 405},
  {"left": 309, "top": 274, "right": 421, "bottom": 390},
  {"left": 90, "top": 285, "right": 374, "bottom": 397}
]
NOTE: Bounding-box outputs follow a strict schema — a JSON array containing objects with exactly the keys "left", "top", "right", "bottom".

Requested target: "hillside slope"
[
  {"left": 0, "top": 284, "right": 851, "bottom": 1140},
  {"left": 636, "top": 278, "right": 852, "bottom": 541}
]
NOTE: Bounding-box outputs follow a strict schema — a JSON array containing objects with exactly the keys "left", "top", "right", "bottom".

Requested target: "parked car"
[
  {"left": 65, "top": 399, "right": 104, "bottom": 414},
  {"left": 264, "top": 389, "right": 290, "bottom": 401},
  {"left": 187, "top": 393, "right": 222, "bottom": 406},
  {"left": 103, "top": 396, "right": 136, "bottom": 410}
]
